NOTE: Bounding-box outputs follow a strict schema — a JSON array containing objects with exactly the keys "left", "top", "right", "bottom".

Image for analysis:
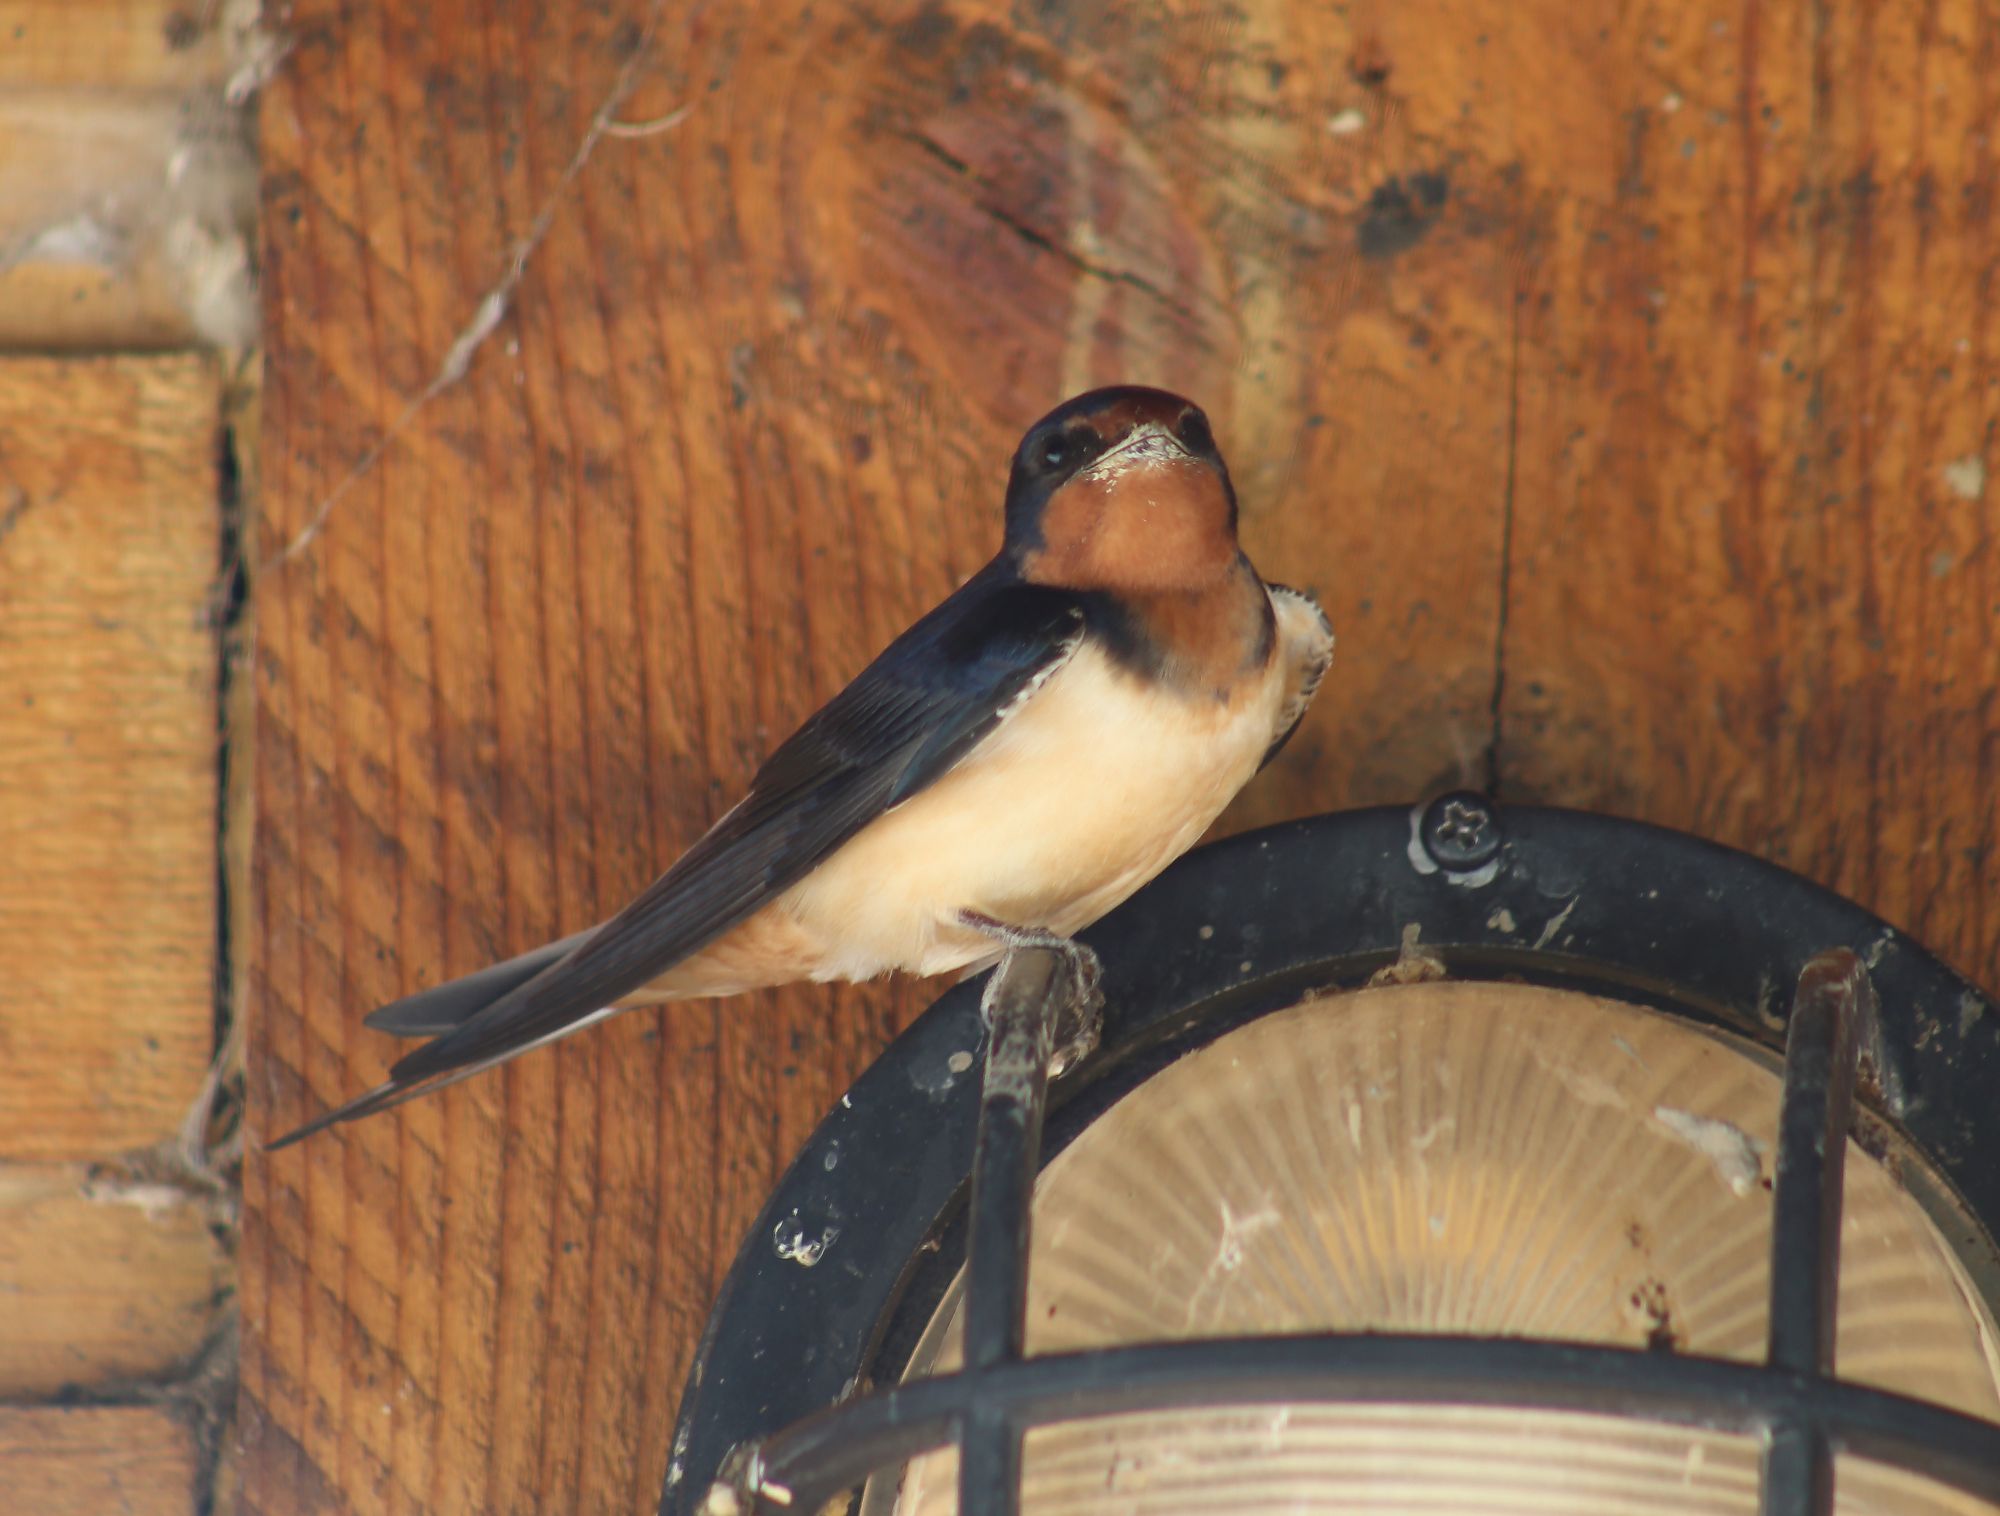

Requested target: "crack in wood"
[
  {"left": 895, "top": 125, "right": 1212, "bottom": 330},
  {"left": 1489, "top": 259, "right": 1524, "bottom": 798},
  {"left": 266, "top": 0, "right": 680, "bottom": 573}
]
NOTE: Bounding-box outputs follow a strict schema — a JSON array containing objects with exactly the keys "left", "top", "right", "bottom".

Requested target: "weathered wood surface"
[
  {"left": 0, "top": 1, "right": 232, "bottom": 90},
  {"left": 0, "top": 355, "right": 222, "bottom": 1159},
  {"left": 245, "top": 0, "right": 2000, "bottom": 1511},
  {"left": 0, "top": 1163, "right": 232, "bottom": 1397},
  {"left": 0, "top": 1405, "right": 202, "bottom": 1516},
  {"left": 0, "top": 350, "right": 230, "bottom": 1515},
  {"left": 0, "top": 1, "right": 258, "bottom": 350}
]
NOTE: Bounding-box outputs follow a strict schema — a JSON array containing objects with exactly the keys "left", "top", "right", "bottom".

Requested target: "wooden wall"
[
  {"left": 0, "top": 355, "right": 233, "bottom": 1513},
  {"left": 245, "top": 0, "right": 2000, "bottom": 1510},
  {"left": 0, "top": 3, "right": 253, "bottom": 1511}
]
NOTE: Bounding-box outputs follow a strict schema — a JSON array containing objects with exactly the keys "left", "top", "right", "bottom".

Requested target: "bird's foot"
[{"left": 958, "top": 913, "right": 1104, "bottom": 1078}]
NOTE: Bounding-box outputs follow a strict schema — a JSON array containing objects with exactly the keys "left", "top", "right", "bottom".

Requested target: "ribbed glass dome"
[{"left": 873, "top": 980, "right": 2000, "bottom": 1515}]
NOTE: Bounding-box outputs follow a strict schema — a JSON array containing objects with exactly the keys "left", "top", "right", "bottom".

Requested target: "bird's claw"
[
  {"left": 960, "top": 913, "right": 1104, "bottom": 1079},
  {"left": 1048, "top": 952, "right": 1103, "bottom": 1079}
]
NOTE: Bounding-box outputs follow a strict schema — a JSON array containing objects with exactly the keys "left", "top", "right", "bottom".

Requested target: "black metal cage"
[{"left": 665, "top": 801, "right": 2000, "bottom": 1516}]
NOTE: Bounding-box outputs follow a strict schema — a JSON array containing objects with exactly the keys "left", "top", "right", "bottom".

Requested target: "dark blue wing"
[{"left": 267, "top": 562, "right": 1084, "bottom": 1147}]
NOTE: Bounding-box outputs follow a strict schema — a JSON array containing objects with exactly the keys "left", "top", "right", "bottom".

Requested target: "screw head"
[{"left": 1420, "top": 790, "right": 1501, "bottom": 871}]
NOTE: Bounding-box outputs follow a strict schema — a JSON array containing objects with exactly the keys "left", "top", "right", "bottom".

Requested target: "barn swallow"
[{"left": 268, "top": 386, "right": 1333, "bottom": 1149}]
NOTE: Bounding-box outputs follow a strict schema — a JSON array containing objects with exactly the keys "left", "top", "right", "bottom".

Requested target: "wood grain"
[
  {"left": 0, "top": 1, "right": 229, "bottom": 91},
  {"left": 1496, "top": 0, "right": 2000, "bottom": 995},
  {"left": 0, "top": 1404, "right": 200, "bottom": 1516},
  {"left": 0, "top": 1163, "right": 232, "bottom": 1397},
  {"left": 0, "top": 257, "right": 209, "bottom": 353},
  {"left": 244, "top": 0, "right": 2000, "bottom": 1512},
  {"left": 0, "top": 355, "right": 221, "bottom": 1161}
]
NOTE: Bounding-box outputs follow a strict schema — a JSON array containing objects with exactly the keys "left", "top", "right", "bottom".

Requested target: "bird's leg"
[{"left": 957, "top": 912, "right": 1104, "bottom": 1077}]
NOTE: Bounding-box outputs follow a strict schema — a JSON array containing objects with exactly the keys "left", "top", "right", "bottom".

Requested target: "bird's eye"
[
  {"left": 1179, "top": 409, "right": 1214, "bottom": 454},
  {"left": 1034, "top": 430, "right": 1098, "bottom": 474}
]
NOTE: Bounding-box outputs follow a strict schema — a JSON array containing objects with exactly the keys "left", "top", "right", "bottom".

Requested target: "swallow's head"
[{"left": 1005, "top": 386, "right": 1239, "bottom": 594}]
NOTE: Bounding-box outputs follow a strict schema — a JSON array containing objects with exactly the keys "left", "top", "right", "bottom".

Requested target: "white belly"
[{"left": 771, "top": 590, "right": 1328, "bottom": 981}]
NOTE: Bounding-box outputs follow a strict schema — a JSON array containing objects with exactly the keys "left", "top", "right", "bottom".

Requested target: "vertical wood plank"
[{"left": 1496, "top": 0, "right": 2000, "bottom": 994}]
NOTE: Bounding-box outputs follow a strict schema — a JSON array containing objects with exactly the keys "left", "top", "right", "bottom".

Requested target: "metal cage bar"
[
  {"left": 957, "top": 949, "right": 1063, "bottom": 1516},
  {"left": 725, "top": 1335, "right": 2000, "bottom": 1510},
  {"left": 698, "top": 940, "right": 1996, "bottom": 1516},
  {"left": 1760, "top": 949, "right": 1872, "bottom": 1516}
]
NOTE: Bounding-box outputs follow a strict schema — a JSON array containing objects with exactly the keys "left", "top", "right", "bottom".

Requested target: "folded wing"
[{"left": 267, "top": 565, "right": 1085, "bottom": 1148}]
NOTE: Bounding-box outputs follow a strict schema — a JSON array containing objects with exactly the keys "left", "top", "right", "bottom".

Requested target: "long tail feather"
[
  {"left": 363, "top": 933, "right": 587, "bottom": 1038},
  {"left": 265, "top": 929, "right": 603, "bottom": 1149},
  {"left": 263, "top": 1001, "right": 623, "bottom": 1151}
]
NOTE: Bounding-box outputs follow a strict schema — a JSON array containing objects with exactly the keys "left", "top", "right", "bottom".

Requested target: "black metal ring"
[{"left": 664, "top": 804, "right": 2000, "bottom": 1512}]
